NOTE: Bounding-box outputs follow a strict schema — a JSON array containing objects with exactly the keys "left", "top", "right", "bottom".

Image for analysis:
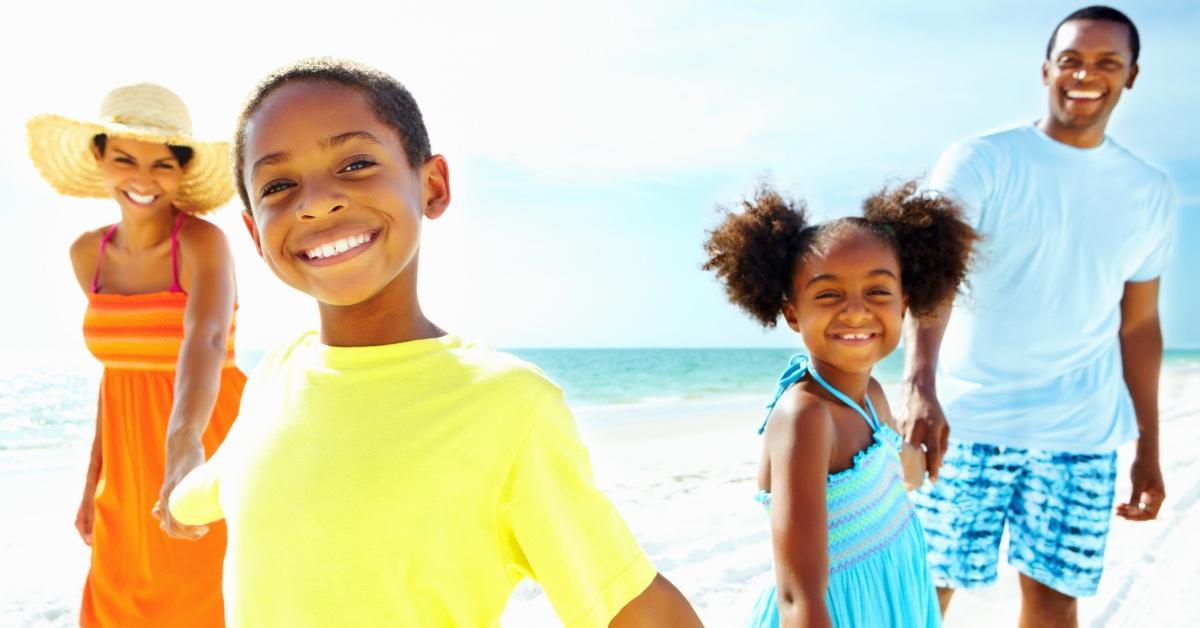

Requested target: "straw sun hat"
[{"left": 26, "top": 83, "right": 234, "bottom": 214}]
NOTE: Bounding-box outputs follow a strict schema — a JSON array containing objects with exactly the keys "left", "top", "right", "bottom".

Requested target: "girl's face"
[
  {"left": 240, "top": 80, "right": 448, "bottom": 307},
  {"left": 783, "top": 228, "right": 905, "bottom": 374},
  {"left": 93, "top": 136, "right": 185, "bottom": 216}
]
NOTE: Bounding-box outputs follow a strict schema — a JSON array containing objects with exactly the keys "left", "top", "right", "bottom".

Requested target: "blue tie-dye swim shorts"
[{"left": 912, "top": 440, "right": 1118, "bottom": 598}]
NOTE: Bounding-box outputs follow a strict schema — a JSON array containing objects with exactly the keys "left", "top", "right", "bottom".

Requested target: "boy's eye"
[
  {"left": 815, "top": 291, "right": 839, "bottom": 300},
  {"left": 260, "top": 180, "right": 294, "bottom": 198},
  {"left": 868, "top": 289, "right": 893, "bottom": 297},
  {"left": 340, "top": 159, "right": 377, "bottom": 173}
]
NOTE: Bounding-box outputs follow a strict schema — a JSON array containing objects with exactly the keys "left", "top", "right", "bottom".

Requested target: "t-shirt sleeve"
[
  {"left": 498, "top": 393, "right": 657, "bottom": 627},
  {"left": 1129, "top": 175, "right": 1178, "bottom": 282},
  {"left": 927, "top": 138, "right": 995, "bottom": 228},
  {"left": 168, "top": 457, "right": 224, "bottom": 525}
]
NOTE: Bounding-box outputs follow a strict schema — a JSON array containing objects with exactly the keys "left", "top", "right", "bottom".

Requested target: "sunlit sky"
[{"left": 1, "top": 1, "right": 1196, "bottom": 370}]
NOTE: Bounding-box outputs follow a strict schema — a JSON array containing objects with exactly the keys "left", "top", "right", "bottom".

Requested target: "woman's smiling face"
[{"left": 94, "top": 136, "right": 185, "bottom": 216}]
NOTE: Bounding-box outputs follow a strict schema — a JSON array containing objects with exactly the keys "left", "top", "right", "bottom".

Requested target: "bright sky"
[{"left": 1, "top": 1, "right": 1196, "bottom": 368}]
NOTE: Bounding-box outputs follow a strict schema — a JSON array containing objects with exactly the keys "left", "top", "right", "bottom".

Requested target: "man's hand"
[
  {"left": 901, "top": 388, "right": 950, "bottom": 482},
  {"left": 152, "top": 437, "right": 209, "bottom": 540},
  {"left": 1116, "top": 454, "right": 1165, "bottom": 521}
]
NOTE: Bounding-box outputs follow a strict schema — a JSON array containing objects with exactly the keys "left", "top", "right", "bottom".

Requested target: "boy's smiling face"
[{"left": 241, "top": 80, "right": 448, "bottom": 307}]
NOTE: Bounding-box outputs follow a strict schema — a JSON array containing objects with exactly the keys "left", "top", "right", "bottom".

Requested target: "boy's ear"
[
  {"left": 241, "top": 210, "right": 264, "bottom": 258},
  {"left": 421, "top": 154, "right": 451, "bottom": 220}
]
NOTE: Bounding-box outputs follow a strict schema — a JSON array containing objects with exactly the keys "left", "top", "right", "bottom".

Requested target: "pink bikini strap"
[
  {"left": 169, "top": 213, "right": 187, "bottom": 293},
  {"left": 91, "top": 224, "right": 120, "bottom": 293}
]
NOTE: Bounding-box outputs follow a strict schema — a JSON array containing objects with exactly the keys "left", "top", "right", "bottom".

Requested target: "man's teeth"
[
  {"left": 1066, "top": 89, "right": 1102, "bottom": 100},
  {"left": 126, "top": 192, "right": 156, "bottom": 204},
  {"left": 304, "top": 233, "right": 372, "bottom": 260}
]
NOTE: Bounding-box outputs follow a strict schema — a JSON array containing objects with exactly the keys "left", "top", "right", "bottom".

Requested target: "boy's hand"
[
  {"left": 153, "top": 438, "right": 209, "bottom": 540},
  {"left": 899, "top": 441, "right": 928, "bottom": 491},
  {"left": 1116, "top": 454, "right": 1165, "bottom": 521}
]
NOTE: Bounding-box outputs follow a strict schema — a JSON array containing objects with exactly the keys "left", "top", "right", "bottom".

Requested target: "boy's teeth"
[{"left": 304, "top": 232, "right": 373, "bottom": 260}]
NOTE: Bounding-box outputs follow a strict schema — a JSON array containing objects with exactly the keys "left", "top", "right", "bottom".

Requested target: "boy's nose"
[
  {"left": 839, "top": 299, "right": 872, "bottom": 323},
  {"left": 297, "top": 180, "right": 347, "bottom": 220}
]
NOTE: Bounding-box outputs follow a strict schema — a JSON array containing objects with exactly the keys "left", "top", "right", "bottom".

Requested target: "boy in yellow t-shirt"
[{"left": 167, "top": 58, "right": 702, "bottom": 627}]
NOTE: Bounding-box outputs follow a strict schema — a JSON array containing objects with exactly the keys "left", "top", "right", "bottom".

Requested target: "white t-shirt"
[{"left": 929, "top": 123, "right": 1176, "bottom": 452}]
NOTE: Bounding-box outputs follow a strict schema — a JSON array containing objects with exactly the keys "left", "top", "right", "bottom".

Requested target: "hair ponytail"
[
  {"left": 703, "top": 185, "right": 812, "bottom": 328},
  {"left": 862, "top": 180, "right": 980, "bottom": 322}
]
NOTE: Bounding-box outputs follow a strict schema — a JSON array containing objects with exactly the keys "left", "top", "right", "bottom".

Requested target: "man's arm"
[
  {"left": 1115, "top": 279, "right": 1165, "bottom": 521},
  {"left": 900, "top": 302, "right": 952, "bottom": 481}
]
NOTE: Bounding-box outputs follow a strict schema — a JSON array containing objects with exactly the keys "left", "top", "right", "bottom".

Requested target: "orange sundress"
[{"left": 80, "top": 214, "right": 244, "bottom": 627}]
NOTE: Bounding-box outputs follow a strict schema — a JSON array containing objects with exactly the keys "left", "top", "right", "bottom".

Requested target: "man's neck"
[{"left": 1037, "top": 116, "right": 1108, "bottom": 149}]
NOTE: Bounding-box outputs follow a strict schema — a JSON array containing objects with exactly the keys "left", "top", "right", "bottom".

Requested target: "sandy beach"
[{"left": 4, "top": 372, "right": 1199, "bottom": 627}]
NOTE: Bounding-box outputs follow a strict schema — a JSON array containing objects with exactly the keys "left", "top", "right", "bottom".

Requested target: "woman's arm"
[
  {"left": 767, "top": 393, "right": 835, "bottom": 628},
  {"left": 69, "top": 232, "right": 103, "bottom": 545},
  {"left": 75, "top": 389, "right": 102, "bottom": 545},
  {"left": 155, "top": 220, "right": 236, "bottom": 540}
]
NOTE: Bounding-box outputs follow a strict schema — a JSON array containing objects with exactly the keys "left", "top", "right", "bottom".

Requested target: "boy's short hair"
[
  {"left": 1046, "top": 5, "right": 1140, "bottom": 64},
  {"left": 233, "top": 58, "right": 433, "bottom": 212}
]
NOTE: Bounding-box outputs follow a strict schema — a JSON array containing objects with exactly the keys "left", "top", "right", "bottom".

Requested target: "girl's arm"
[
  {"left": 155, "top": 220, "right": 236, "bottom": 540},
  {"left": 767, "top": 393, "right": 835, "bottom": 628},
  {"left": 869, "top": 380, "right": 927, "bottom": 491}
]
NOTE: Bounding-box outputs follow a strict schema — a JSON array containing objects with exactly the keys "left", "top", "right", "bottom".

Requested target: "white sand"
[{"left": 5, "top": 373, "right": 1199, "bottom": 627}]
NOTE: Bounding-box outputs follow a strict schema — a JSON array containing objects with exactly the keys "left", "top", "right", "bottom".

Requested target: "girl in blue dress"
[{"left": 703, "top": 181, "right": 979, "bottom": 627}]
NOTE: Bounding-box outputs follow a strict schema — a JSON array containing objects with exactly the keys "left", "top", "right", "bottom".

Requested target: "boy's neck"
[{"left": 317, "top": 272, "right": 444, "bottom": 348}]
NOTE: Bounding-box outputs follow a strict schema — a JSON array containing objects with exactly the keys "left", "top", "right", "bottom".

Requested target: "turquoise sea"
[{"left": 3, "top": 348, "right": 1199, "bottom": 452}]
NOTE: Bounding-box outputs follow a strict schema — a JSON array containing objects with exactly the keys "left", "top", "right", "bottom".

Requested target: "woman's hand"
[
  {"left": 152, "top": 436, "right": 209, "bottom": 540},
  {"left": 76, "top": 489, "right": 96, "bottom": 545}
]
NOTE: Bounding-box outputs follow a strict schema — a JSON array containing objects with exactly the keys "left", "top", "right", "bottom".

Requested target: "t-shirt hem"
[
  {"left": 563, "top": 552, "right": 657, "bottom": 628},
  {"left": 947, "top": 425, "right": 1138, "bottom": 454}
]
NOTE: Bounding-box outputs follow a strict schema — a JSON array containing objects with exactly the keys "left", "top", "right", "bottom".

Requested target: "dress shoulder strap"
[
  {"left": 169, "top": 213, "right": 187, "bottom": 293},
  {"left": 759, "top": 353, "right": 881, "bottom": 434},
  {"left": 91, "top": 224, "right": 119, "bottom": 293}
]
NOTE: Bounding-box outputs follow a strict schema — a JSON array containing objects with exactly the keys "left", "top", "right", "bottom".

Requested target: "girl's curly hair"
[{"left": 702, "top": 179, "right": 980, "bottom": 328}]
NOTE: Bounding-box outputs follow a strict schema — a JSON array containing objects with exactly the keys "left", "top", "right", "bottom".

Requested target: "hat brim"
[{"left": 26, "top": 114, "right": 235, "bottom": 215}]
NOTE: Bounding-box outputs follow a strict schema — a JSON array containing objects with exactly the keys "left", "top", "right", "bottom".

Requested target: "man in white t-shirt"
[{"left": 901, "top": 6, "right": 1177, "bottom": 626}]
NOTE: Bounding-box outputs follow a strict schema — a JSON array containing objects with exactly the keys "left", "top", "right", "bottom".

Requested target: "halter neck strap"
[{"left": 759, "top": 353, "right": 880, "bottom": 434}]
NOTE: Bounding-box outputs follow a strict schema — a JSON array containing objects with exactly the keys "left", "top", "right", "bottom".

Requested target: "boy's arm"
[
  {"left": 608, "top": 573, "right": 702, "bottom": 627},
  {"left": 1115, "top": 279, "right": 1165, "bottom": 521}
]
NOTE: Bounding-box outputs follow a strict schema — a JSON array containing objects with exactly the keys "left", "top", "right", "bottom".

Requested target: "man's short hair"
[{"left": 1046, "top": 6, "right": 1140, "bottom": 64}]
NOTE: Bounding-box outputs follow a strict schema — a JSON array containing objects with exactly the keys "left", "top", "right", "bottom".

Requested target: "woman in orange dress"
[{"left": 27, "top": 83, "right": 244, "bottom": 627}]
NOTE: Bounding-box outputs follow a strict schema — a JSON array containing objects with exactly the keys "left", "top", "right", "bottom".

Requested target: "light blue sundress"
[{"left": 749, "top": 354, "right": 940, "bottom": 627}]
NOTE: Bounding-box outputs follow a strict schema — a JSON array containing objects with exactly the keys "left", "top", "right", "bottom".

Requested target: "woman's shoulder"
[
  {"left": 176, "top": 215, "right": 235, "bottom": 278},
  {"left": 67, "top": 226, "right": 111, "bottom": 290}
]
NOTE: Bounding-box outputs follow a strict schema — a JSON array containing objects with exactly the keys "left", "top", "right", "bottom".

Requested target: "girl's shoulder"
[{"left": 766, "top": 384, "right": 836, "bottom": 440}]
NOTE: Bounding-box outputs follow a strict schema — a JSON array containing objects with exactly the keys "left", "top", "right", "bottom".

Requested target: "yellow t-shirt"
[{"left": 170, "top": 332, "right": 656, "bottom": 627}]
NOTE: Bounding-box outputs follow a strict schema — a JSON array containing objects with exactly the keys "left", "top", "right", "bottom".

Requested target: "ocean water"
[{"left": 3, "top": 348, "right": 1198, "bottom": 452}]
